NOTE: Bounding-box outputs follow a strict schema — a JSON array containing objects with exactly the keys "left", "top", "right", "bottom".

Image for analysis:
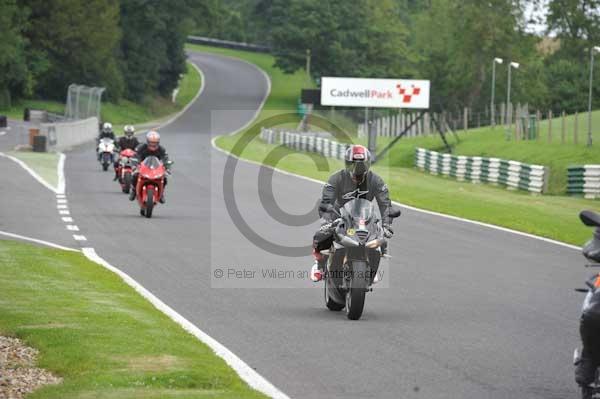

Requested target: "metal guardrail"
[{"left": 187, "top": 36, "right": 271, "bottom": 53}]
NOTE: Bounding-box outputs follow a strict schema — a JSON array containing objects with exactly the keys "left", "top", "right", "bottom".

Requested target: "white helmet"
[
  {"left": 124, "top": 125, "right": 135, "bottom": 137},
  {"left": 146, "top": 130, "right": 160, "bottom": 150},
  {"left": 102, "top": 122, "right": 113, "bottom": 133}
]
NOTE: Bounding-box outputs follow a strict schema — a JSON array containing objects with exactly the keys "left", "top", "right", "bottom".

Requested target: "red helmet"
[{"left": 345, "top": 145, "right": 371, "bottom": 183}]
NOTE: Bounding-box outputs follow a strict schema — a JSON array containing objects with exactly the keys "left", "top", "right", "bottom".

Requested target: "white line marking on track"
[
  {"left": 57, "top": 198, "right": 67, "bottom": 204},
  {"left": 72, "top": 235, "right": 87, "bottom": 241},
  {"left": 61, "top": 217, "right": 73, "bottom": 223},
  {"left": 0, "top": 152, "right": 59, "bottom": 193},
  {"left": 59, "top": 210, "right": 70, "bottom": 215},
  {"left": 81, "top": 247, "right": 289, "bottom": 399},
  {"left": 57, "top": 153, "right": 65, "bottom": 194},
  {"left": 210, "top": 137, "right": 581, "bottom": 252},
  {"left": 0, "top": 131, "right": 6, "bottom": 137},
  {"left": 56, "top": 194, "right": 66, "bottom": 199},
  {"left": 57, "top": 204, "right": 68, "bottom": 209},
  {"left": 0, "top": 230, "right": 78, "bottom": 252},
  {"left": 66, "top": 225, "right": 79, "bottom": 231}
]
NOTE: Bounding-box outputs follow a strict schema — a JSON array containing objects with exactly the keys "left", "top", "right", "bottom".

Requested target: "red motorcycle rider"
[
  {"left": 114, "top": 125, "right": 140, "bottom": 181},
  {"left": 129, "top": 130, "right": 171, "bottom": 203}
]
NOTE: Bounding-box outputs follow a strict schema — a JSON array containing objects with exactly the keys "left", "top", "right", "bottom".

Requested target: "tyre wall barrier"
[
  {"left": 415, "top": 147, "right": 548, "bottom": 194},
  {"left": 260, "top": 128, "right": 349, "bottom": 160},
  {"left": 568, "top": 165, "right": 600, "bottom": 199}
]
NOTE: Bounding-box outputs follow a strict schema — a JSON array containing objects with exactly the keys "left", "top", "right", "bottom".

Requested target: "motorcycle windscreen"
[
  {"left": 100, "top": 138, "right": 113, "bottom": 144},
  {"left": 142, "top": 156, "right": 162, "bottom": 170},
  {"left": 343, "top": 198, "right": 375, "bottom": 225}
]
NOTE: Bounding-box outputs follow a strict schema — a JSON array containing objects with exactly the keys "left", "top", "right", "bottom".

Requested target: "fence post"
[
  {"left": 463, "top": 107, "right": 468, "bottom": 132},
  {"left": 574, "top": 111, "right": 579, "bottom": 145},
  {"left": 548, "top": 110, "right": 553, "bottom": 143},
  {"left": 536, "top": 110, "right": 541, "bottom": 140},
  {"left": 561, "top": 111, "right": 566, "bottom": 144}
]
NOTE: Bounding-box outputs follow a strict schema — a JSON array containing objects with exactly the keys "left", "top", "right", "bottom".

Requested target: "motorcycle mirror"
[
  {"left": 580, "top": 210, "right": 600, "bottom": 227},
  {"left": 389, "top": 206, "right": 402, "bottom": 219}
]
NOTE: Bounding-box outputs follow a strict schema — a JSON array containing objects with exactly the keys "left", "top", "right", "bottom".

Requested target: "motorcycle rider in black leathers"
[
  {"left": 576, "top": 231, "right": 600, "bottom": 392},
  {"left": 114, "top": 125, "right": 140, "bottom": 181},
  {"left": 97, "top": 122, "right": 116, "bottom": 161},
  {"left": 310, "top": 144, "right": 393, "bottom": 282},
  {"left": 129, "top": 130, "right": 171, "bottom": 203}
]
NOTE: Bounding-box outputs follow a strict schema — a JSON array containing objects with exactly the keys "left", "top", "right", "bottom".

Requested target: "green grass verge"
[
  {"left": 191, "top": 44, "right": 597, "bottom": 246},
  {"left": 6, "top": 151, "right": 60, "bottom": 190},
  {"left": 0, "top": 240, "right": 266, "bottom": 399}
]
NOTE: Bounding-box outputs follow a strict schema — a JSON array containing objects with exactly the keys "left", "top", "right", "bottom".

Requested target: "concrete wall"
[{"left": 41, "top": 117, "right": 98, "bottom": 151}]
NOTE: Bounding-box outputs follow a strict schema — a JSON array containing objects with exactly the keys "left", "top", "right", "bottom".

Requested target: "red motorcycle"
[
  {"left": 115, "top": 148, "right": 136, "bottom": 194},
  {"left": 135, "top": 155, "right": 167, "bottom": 218}
]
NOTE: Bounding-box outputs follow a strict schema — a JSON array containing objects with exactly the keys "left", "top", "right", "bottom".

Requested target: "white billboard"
[{"left": 320, "top": 77, "right": 430, "bottom": 109}]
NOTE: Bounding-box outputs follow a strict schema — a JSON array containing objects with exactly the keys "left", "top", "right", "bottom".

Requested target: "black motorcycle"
[
  {"left": 320, "top": 199, "right": 401, "bottom": 320},
  {"left": 574, "top": 210, "right": 600, "bottom": 399}
]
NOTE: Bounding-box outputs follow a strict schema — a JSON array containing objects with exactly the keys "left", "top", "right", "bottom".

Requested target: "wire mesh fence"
[{"left": 64, "top": 84, "right": 105, "bottom": 120}]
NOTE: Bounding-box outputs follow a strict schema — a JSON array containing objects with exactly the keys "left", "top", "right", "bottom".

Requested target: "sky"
[{"left": 524, "top": 0, "right": 548, "bottom": 35}]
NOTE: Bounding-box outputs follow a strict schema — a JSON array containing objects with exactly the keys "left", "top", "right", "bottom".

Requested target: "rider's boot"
[
  {"left": 159, "top": 191, "right": 165, "bottom": 204},
  {"left": 129, "top": 188, "right": 136, "bottom": 201}
]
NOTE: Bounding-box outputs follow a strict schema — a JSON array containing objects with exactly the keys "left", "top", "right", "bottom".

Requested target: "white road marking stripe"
[
  {"left": 57, "top": 204, "right": 68, "bottom": 209},
  {"left": 0, "top": 152, "right": 59, "bottom": 193},
  {"left": 0, "top": 230, "right": 78, "bottom": 252},
  {"left": 56, "top": 194, "right": 66, "bottom": 199},
  {"left": 57, "top": 153, "right": 66, "bottom": 194},
  {"left": 72, "top": 235, "right": 87, "bottom": 241},
  {"left": 0, "top": 131, "right": 6, "bottom": 137},
  {"left": 57, "top": 198, "right": 67, "bottom": 204},
  {"left": 66, "top": 225, "right": 79, "bottom": 231},
  {"left": 61, "top": 217, "right": 73, "bottom": 223},
  {"left": 81, "top": 247, "right": 289, "bottom": 399},
  {"left": 59, "top": 210, "right": 70, "bottom": 215}
]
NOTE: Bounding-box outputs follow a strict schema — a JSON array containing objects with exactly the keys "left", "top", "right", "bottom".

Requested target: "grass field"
[
  {"left": 193, "top": 44, "right": 599, "bottom": 246},
  {"left": 370, "top": 110, "right": 600, "bottom": 195},
  {"left": 6, "top": 151, "right": 60, "bottom": 190},
  {"left": 1, "top": 61, "right": 202, "bottom": 128},
  {"left": 0, "top": 240, "right": 265, "bottom": 399}
]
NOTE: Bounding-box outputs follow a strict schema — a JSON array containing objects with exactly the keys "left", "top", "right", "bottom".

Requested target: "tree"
[{"left": 20, "top": 0, "right": 123, "bottom": 101}]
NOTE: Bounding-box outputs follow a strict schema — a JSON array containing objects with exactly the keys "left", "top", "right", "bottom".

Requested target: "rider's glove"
[
  {"left": 383, "top": 225, "right": 394, "bottom": 239},
  {"left": 319, "top": 221, "right": 334, "bottom": 233}
]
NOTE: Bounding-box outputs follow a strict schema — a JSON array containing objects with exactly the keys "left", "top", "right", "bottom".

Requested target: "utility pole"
[
  {"left": 587, "top": 47, "right": 600, "bottom": 147},
  {"left": 491, "top": 58, "right": 503, "bottom": 128},
  {"left": 505, "top": 61, "right": 519, "bottom": 137},
  {"left": 306, "top": 49, "right": 311, "bottom": 84}
]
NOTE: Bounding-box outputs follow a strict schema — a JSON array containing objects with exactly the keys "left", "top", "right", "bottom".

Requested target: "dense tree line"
[
  {"left": 198, "top": 0, "right": 600, "bottom": 114},
  {"left": 0, "top": 0, "right": 198, "bottom": 108}
]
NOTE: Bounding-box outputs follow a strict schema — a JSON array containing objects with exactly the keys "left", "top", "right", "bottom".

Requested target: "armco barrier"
[
  {"left": 568, "top": 165, "right": 600, "bottom": 199},
  {"left": 415, "top": 148, "right": 548, "bottom": 194},
  {"left": 260, "top": 128, "right": 349, "bottom": 160},
  {"left": 40, "top": 117, "right": 98, "bottom": 151}
]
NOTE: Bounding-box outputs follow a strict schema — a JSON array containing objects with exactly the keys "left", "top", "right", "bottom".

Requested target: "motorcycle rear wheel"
[{"left": 145, "top": 187, "right": 154, "bottom": 218}]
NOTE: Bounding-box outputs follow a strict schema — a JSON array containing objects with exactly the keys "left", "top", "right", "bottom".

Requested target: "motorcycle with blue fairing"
[{"left": 320, "top": 199, "right": 401, "bottom": 320}]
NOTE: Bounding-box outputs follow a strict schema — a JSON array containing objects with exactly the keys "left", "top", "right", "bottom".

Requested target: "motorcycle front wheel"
[
  {"left": 123, "top": 171, "right": 132, "bottom": 194},
  {"left": 145, "top": 186, "right": 154, "bottom": 218},
  {"left": 345, "top": 260, "right": 367, "bottom": 320}
]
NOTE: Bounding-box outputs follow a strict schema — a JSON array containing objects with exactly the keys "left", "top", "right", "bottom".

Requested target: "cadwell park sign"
[{"left": 320, "top": 77, "right": 430, "bottom": 109}]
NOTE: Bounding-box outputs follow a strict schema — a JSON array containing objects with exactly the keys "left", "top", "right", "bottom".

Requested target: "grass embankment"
[
  {"left": 371, "top": 110, "right": 600, "bottom": 195},
  {"left": 5, "top": 151, "right": 60, "bottom": 189},
  {"left": 1, "top": 60, "right": 201, "bottom": 128},
  {"left": 195, "top": 44, "right": 597, "bottom": 246},
  {"left": 0, "top": 240, "right": 265, "bottom": 399}
]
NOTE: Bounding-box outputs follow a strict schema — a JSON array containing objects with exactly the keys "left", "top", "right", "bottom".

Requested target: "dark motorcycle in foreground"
[
  {"left": 320, "top": 199, "right": 401, "bottom": 320},
  {"left": 574, "top": 210, "right": 600, "bottom": 398},
  {"left": 115, "top": 148, "right": 136, "bottom": 194}
]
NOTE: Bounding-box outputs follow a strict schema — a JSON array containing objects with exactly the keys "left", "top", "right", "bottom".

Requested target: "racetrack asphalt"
[{"left": 3, "top": 51, "right": 589, "bottom": 399}]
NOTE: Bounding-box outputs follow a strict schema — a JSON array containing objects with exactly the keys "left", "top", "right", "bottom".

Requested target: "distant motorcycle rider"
[
  {"left": 97, "top": 122, "right": 116, "bottom": 161},
  {"left": 310, "top": 144, "right": 393, "bottom": 282},
  {"left": 129, "top": 130, "right": 171, "bottom": 203},
  {"left": 113, "top": 125, "right": 140, "bottom": 180}
]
